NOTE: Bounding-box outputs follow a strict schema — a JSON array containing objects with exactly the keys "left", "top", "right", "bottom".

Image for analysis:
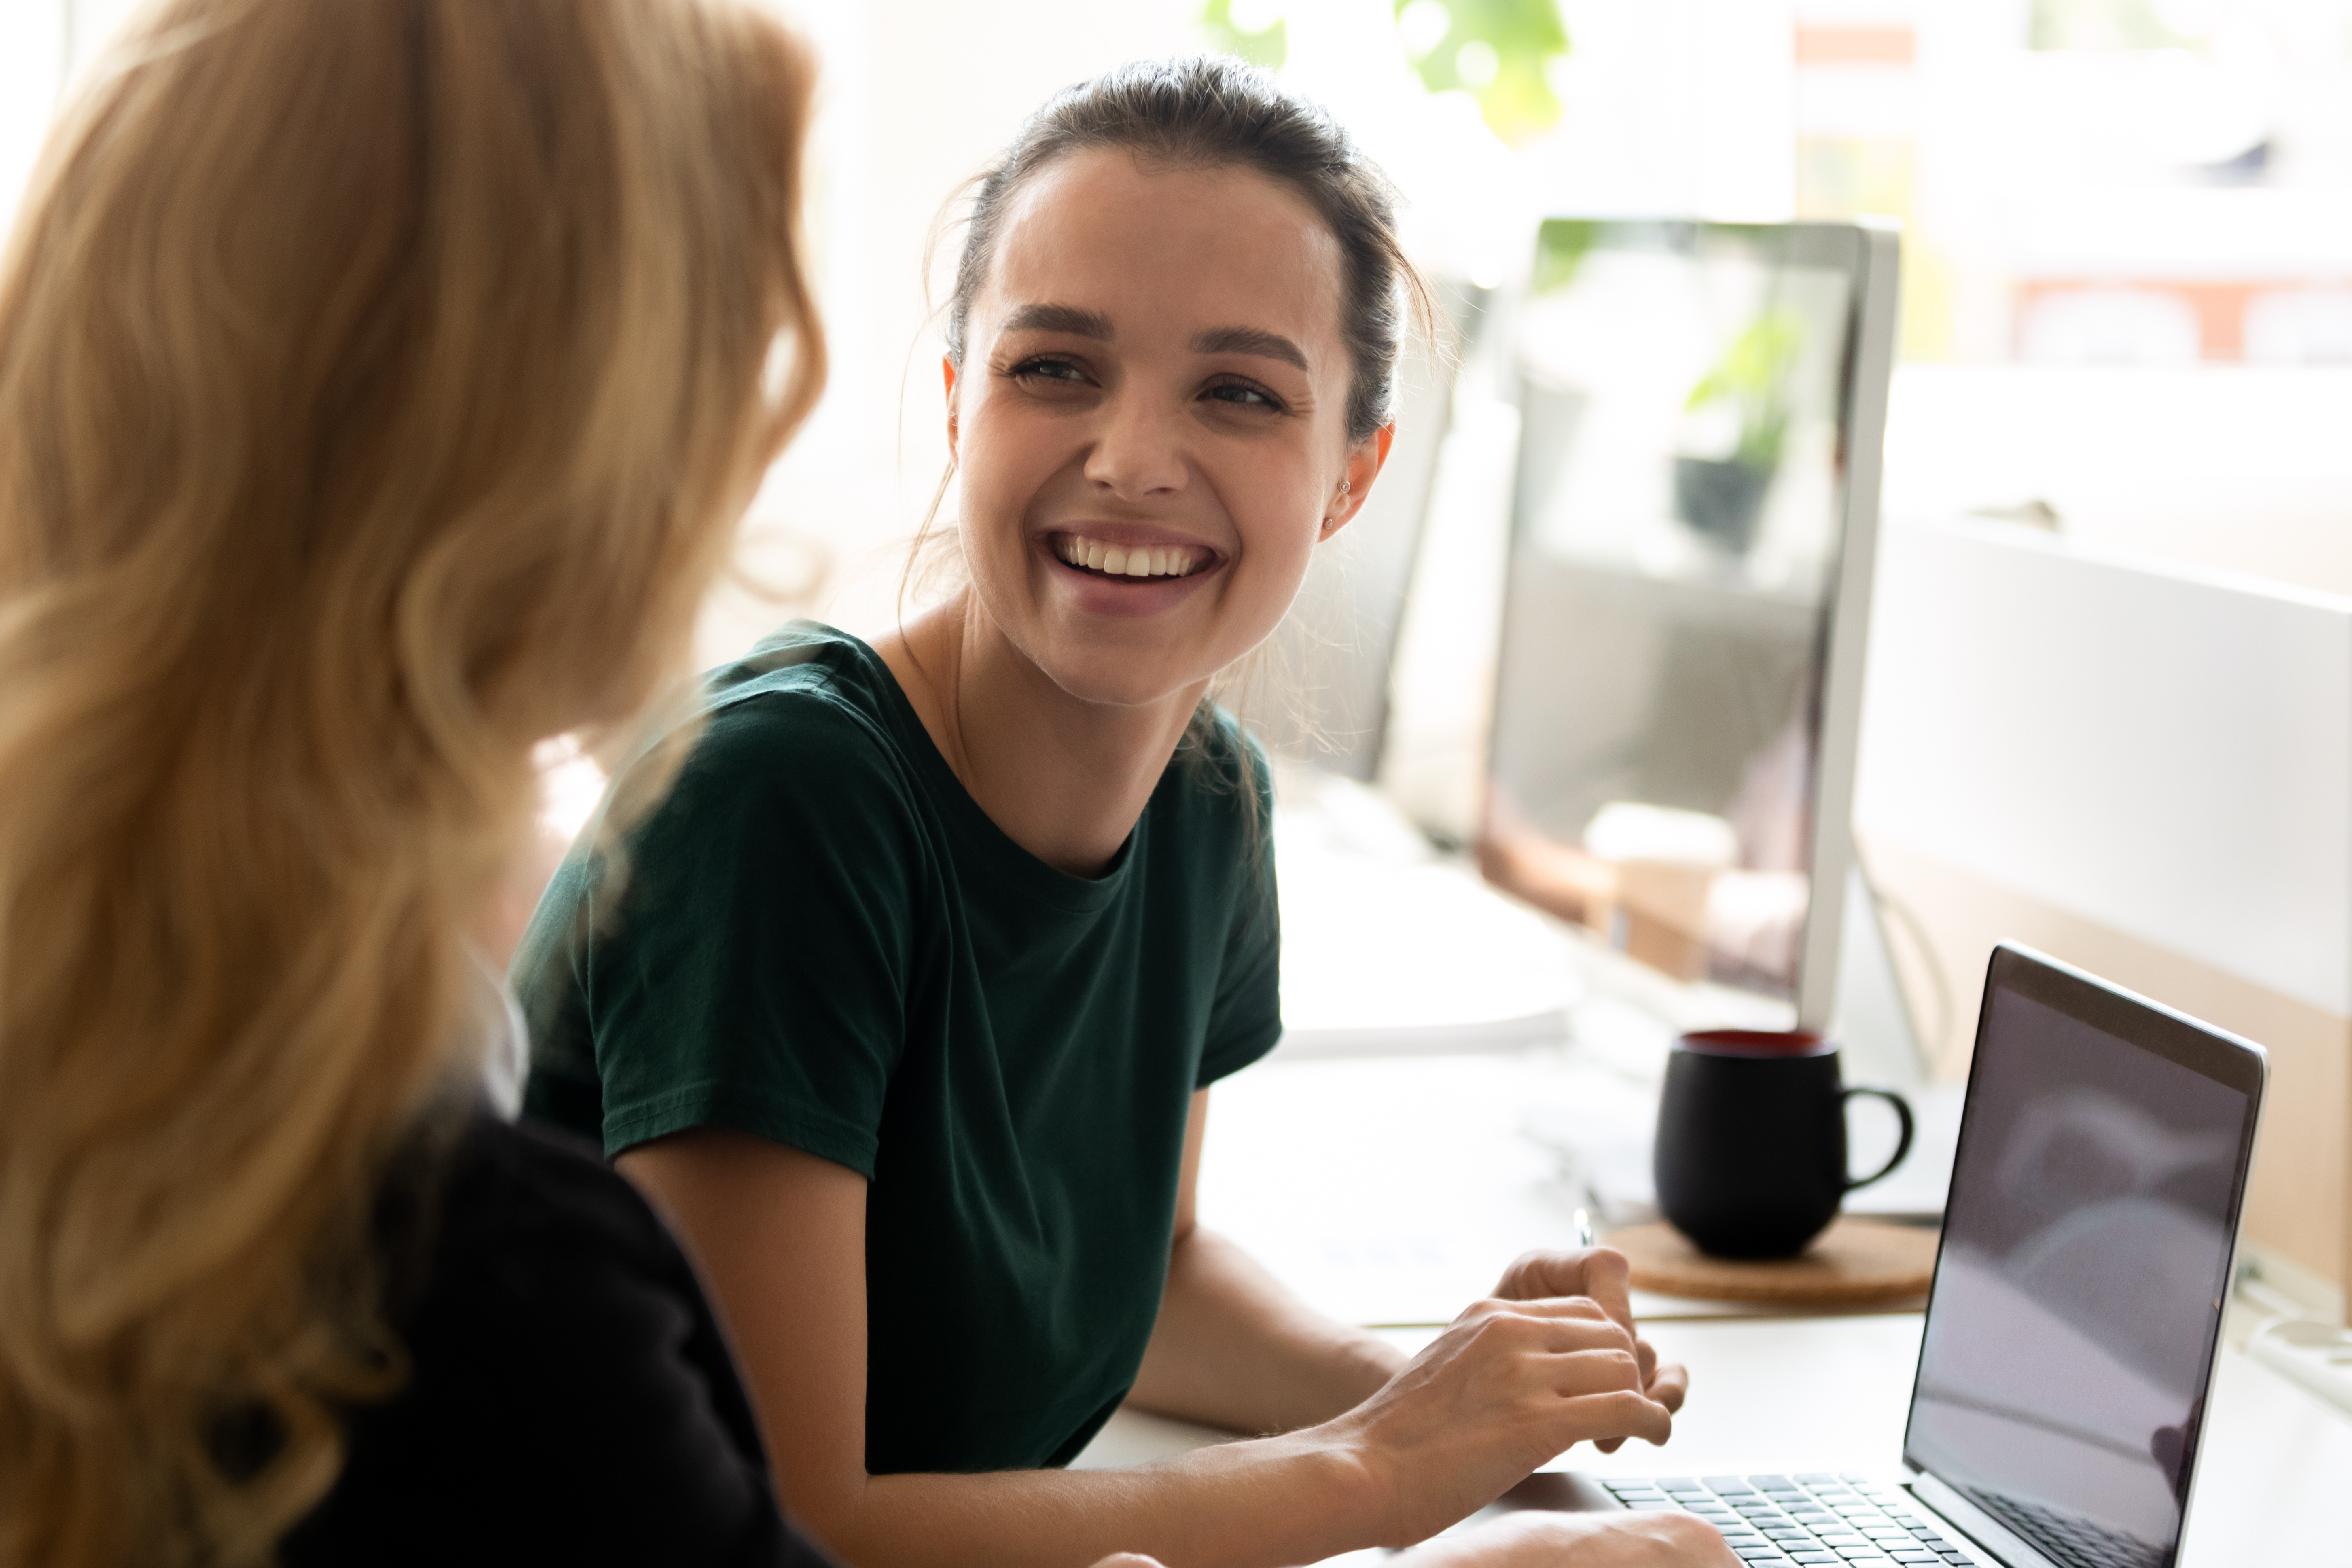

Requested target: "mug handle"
[{"left": 1841, "top": 1086, "right": 1916, "bottom": 1191}]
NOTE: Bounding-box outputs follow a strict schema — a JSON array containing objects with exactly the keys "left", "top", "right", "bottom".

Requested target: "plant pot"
[{"left": 1672, "top": 456, "right": 1774, "bottom": 554}]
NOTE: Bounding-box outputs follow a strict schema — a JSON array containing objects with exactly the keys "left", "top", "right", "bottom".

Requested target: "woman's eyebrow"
[
  {"left": 1001, "top": 303, "right": 1112, "bottom": 338},
  {"left": 1191, "top": 326, "right": 1308, "bottom": 371}
]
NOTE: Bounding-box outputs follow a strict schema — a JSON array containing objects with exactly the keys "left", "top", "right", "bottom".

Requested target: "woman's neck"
[{"left": 873, "top": 596, "right": 1206, "bottom": 878}]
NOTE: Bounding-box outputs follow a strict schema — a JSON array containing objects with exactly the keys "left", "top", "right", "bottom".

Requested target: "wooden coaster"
[{"left": 1607, "top": 1217, "right": 1939, "bottom": 1306}]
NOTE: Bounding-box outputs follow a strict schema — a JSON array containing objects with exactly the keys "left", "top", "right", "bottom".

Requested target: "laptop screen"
[{"left": 1904, "top": 955, "right": 2260, "bottom": 1565}]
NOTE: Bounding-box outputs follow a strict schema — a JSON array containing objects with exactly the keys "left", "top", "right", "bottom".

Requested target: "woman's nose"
[{"left": 1082, "top": 389, "right": 1186, "bottom": 500}]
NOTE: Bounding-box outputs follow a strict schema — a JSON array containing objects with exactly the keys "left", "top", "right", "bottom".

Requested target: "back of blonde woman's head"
[{"left": 0, "top": 1, "right": 823, "bottom": 1562}]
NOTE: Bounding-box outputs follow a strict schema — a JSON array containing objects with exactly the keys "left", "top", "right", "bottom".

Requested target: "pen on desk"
[{"left": 1574, "top": 1206, "right": 1595, "bottom": 1249}]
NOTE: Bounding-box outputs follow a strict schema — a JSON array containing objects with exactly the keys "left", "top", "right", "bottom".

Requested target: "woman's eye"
[
  {"left": 1205, "top": 380, "right": 1281, "bottom": 411},
  {"left": 1011, "top": 357, "right": 1087, "bottom": 384}
]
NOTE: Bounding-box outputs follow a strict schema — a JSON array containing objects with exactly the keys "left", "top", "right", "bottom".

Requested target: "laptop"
[{"left": 1556, "top": 943, "right": 2269, "bottom": 1568}]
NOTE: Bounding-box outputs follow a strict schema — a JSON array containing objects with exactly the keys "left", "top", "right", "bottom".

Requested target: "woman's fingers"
[
  {"left": 1590, "top": 1347, "right": 1685, "bottom": 1453},
  {"left": 1539, "top": 1345, "right": 1647, "bottom": 1399},
  {"left": 1492, "top": 1247, "right": 1638, "bottom": 1335},
  {"left": 1553, "top": 1384, "right": 1675, "bottom": 1448},
  {"left": 1329, "top": 1289, "right": 1680, "bottom": 1543},
  {"left": 1455, "top": 1301, "right": 1638, "bottom": 1360},
  {"left": 1454, "top": 1292, "right": 1632, "bottom": 1346},
  {"left": 1392, "top": 1510, "right": 1740, "bottom": 1567},
  {"left": 1646, "top": 1356, "right": 1690, "bottom": 1414}
]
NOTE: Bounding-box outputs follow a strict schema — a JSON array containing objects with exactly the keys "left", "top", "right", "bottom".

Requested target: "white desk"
[
  {"left": 1194, "top": 1051, "right": 1948, "bottom": 1327},
  {"left": 1073, "top": 1312, "right": 2352, "bottom": 1566},
  {"left": 1150, "top": 1036, "right": 2344, "bottom": 1563}
]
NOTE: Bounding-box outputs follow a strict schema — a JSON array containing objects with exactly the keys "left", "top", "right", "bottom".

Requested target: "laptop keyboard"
[
  {"left": 1600, "top": 1473, "right": 1978, "bottom": 1567},
  {"left": 1960, "top": 1487, "right": 2165, "bottom": 1568}
]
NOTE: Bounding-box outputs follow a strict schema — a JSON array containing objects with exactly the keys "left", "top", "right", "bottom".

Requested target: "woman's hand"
[
  {"left": 1316, "top": 1293, "right": 1675, "bottom": 1547},
  {"left": 1394, "top": 1511, "right": 1742, "bottom": 1567},
  {"left": 1084, "top": 1510, "right": 1738, "bottom": 1568},
  {"left": 1489, "top": 1248, "right": 1689, "bottom": 1452}
]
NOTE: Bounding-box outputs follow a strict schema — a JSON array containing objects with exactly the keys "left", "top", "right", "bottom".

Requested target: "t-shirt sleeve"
[
  {"left": 574, "top": 688, "right": 924, "bottom": 1175},
  {"left": 1197, "top": 733, "right": 1283, "bottom": 1087}
]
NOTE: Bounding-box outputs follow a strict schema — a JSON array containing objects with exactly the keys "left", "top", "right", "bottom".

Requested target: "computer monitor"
[{"left": 1480, "top": 220, "right": 1899, "bottom": 1028}]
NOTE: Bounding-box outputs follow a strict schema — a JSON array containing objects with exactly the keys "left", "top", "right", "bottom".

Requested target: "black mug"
[{"left": 1653, "top": 1029, "right": 1915, "bottom": 1259}]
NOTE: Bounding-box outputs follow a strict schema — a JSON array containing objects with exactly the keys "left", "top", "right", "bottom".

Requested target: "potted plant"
[{"left": 1674, "top": 306, "right": 1804, "bottom": 553}]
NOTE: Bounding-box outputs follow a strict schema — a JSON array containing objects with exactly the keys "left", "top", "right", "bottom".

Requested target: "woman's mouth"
[{"left": 1050, "top": 532, "right": 1214, "bottom": 580}]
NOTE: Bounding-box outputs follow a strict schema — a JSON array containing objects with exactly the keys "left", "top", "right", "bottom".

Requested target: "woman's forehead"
[{"left": 978, "top": 150, "right": 1347, "bottom": 355}]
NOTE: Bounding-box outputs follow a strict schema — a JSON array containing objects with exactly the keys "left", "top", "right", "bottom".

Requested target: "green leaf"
[
  {"left": 1684, "top": 307, "right": 1808, "bottom": 469},
  {"left": 1533, "top": 219, "right": 1599, "bottom": 294},
  {"left": 1393, "top": 0, "right": 1570, "bottom": 146},
  {"left": 1200, "top": 0, "right": 1288, "bottom": 69}
]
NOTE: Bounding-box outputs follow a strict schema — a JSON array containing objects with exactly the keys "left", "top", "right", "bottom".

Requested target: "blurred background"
[{"left": 14, "top": 0, "right": 2351, "bottom": 653}]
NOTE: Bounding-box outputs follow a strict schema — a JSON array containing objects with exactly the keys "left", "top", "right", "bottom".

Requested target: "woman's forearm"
[
  {"left": 626, "top": 1134, "right": 1679, "bottom": 1568},
  {"left": 830, "top": 1432, "right": 1376, "bottom": 1568},
  {"left": 1125, "top": 1223, "right": 1405, "bottom": 1435}
]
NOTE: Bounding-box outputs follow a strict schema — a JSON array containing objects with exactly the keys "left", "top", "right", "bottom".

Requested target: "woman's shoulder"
[
  {"left": 632, "top": 621, "right": 928, "bottom": 828},
  {"left": 433, "top": 1109, "right": 667, "bottom": 1265},
  {"left": 390, "top": 1110, "right": 700, "bottom": 1336},
  {"left": 693, "top": 620, "right": 909, "bottom": 766},
  {"left": 285, "top": 1108, "right": 833, "bottom": 1566}
]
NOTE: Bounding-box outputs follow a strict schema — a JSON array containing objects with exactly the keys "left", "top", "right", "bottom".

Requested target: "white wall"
[
  {"left": 1882, "top": 365, "right": 2352, "bottom": 598},
  {"left": 1855, "top": 517, "right": 2352, "bottom": 1018}
]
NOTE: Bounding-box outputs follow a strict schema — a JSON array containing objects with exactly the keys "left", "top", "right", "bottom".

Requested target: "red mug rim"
[{"left": 1675, "top": 1028, "right": 1836, "bottom": 1059}]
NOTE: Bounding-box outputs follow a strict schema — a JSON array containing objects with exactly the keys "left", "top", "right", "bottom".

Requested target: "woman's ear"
[
  {"left": 1319, "top": 422, "right": 1396, "bottom": 541},
  {"left": 942, "top": 354, "right": 961, "bottom": 461}
]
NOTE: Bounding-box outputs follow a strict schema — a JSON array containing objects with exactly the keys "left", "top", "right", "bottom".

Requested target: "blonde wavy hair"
[{"left": 0, "top": 1, "right": 824, "bottom": 1563}]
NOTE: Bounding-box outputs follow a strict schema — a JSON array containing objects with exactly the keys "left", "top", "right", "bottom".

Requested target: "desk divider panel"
[{"left": 1854, "top": 517, "right": 2352, "bottom": 1318}]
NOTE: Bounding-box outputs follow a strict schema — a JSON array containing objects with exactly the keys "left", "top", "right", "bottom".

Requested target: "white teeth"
[{"left": 1058, "top": 534, "right": 1206, "bottom": 579}]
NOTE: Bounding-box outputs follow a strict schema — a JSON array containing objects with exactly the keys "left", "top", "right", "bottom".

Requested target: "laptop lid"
[{"left": 1901, "top": 945, "right": 2267, "bottom": 1568}]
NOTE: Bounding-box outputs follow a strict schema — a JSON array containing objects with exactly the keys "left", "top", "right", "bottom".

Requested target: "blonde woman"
[{"left": 0, "top": 1, "right": 835, "bottom": 1563}]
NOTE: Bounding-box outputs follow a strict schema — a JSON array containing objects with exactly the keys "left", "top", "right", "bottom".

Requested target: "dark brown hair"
[{"left": 944, "top": 53, "right": 1430, "bottom": 447}]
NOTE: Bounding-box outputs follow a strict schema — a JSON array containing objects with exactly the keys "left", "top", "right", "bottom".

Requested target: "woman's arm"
[
  {"left": 1126, "top": 1092, "right": 1688, "bottom": 1441},
  {"left": 622, "top": 1128, "right": 1675, "bottom": 1568},
  {"left": 1089, "top": 1508, "right": 1740, "bottom": 1568},
  {"left": 1124, "top": 1091, "right": 1406, "bottom": 1432}
]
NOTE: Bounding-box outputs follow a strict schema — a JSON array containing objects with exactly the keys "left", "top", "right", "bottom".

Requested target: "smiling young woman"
[{"left": 515, "top": 56, "right": 1725, "bottom": 1568}]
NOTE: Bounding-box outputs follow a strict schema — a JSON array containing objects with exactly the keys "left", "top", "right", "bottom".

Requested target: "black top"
[{"left": 282, "top": 1109, "right": 838, "bottom": 1568}]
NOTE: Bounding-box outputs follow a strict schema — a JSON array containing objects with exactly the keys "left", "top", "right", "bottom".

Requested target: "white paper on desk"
[
  {"left": 1200, "top": 1056, "right": 1795, "bottom": 1325},
  {"left": 1273, "top": 854, "right": 1581, "bottom": 1057}
]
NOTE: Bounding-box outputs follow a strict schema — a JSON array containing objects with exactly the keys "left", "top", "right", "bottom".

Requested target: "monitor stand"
[{"left": 1832, "top": 860, "right": 1926, "bottom": 1089}]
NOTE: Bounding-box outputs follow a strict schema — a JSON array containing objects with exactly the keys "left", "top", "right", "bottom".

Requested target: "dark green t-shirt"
[{"left": 513, "top": 622, "right": 1283, "bottom": 1475}]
